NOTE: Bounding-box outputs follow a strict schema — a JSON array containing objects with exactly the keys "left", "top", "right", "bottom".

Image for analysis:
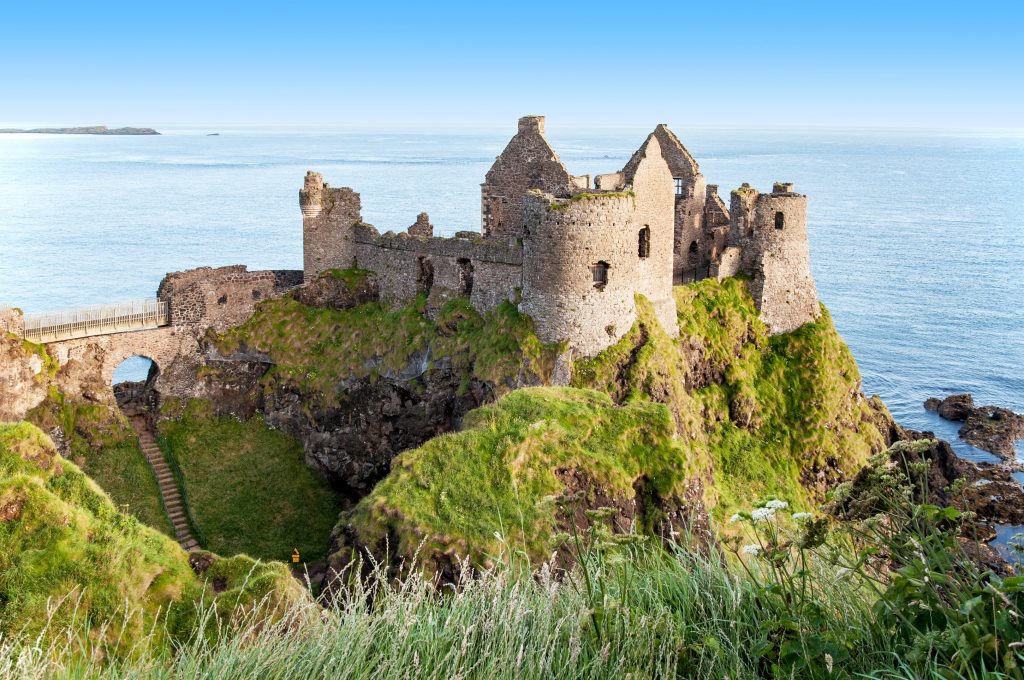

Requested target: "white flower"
[
  {"left": 765, "top": 499, "right": 788, "bottom": 510},
  {"left": 728, "top": 513, "right": 742, "bottom": 524},
  {"left": 825, "top": 653, "right": 833, "bottom": 674},
  {"left": 792, "top": 512, "right": 812, "bottom": 521},
  {"left": 741, "top": 544, "right": 762, "bottom": 556},
  {"left": 751, "top": 507, "right": 776, "bottom": 523}
]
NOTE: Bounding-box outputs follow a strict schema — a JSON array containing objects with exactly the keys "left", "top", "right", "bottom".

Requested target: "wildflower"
[
  {"left": 792, "top": 512, "right": 812, "bottom": 521},
  {"left": 728, "top": 513, "right": 742, "bottom": 524},
  {"left": 741, "top": 544, "right": 762, "bottom": 556},
  {"left": 825, "top": 653, "right": 833, "bottom": 674},
  {"left": 765, "top": 499, "right": 788, "bottom": 510},
  {"left": 751, "top": 507, "right": 776, "bottom": 523}
]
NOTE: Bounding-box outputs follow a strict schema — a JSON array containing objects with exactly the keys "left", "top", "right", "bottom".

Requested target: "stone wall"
[
  {"left": 480, "top": 116, "right": 575, "bottom": 242},
  {"left": 301, "top": 171, "right": 361, "bottom": 280},
  {"left": 620, "top": 135, "right": 679, "bottom": 338},
  {"left": 621, "top": 124, "right": 711, "bottom": 285},
  {"left": 157, "top": 265, "right": 303, "bottom": 332},
  {"left": 0, "top": 307, "right": 23, "bottom": 336},
  {"left": 352, "top": 224, "right": 522, "bottom": 315}
]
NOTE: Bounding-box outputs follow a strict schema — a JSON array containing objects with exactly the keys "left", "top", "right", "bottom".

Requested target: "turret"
[
  {"left": 746, "top": 182, "right": 819, "bottom": 334},
  {"left": 300, "top": 171, "right": 361, "bottom": 282}
]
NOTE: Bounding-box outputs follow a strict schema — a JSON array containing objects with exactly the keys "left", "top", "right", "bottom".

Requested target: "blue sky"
[{"left": 2, "top": 0, "right": 1021, "bottom": 128}]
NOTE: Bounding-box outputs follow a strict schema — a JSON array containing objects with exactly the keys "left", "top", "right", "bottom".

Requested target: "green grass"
[
  {"left": 0, "top": 421, "right": 311, "bottom": 659},
  {"left": 0, "top": 421, "right": 196, "bottom": 654},
  {"left": 213, "top": 282, "right": 562, "bottom": 405},
  {"left": 341, "top": 387, "right": 700, "bottom": 572},
  {"left": 158, "top": 399, "right": 343, "bottom": 562},
  {"left": 570, "top": 278, "right": 887, "bottom": 519},
  {"left": 0, "top": 539, "right": 927, "bottom": 680},
  {"left": 25, "top": 390, "right": 172, "bottom": 535}
]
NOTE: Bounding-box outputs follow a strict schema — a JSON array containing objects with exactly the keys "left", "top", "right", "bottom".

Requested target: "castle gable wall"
[{"left": 480, "top": 116, "right": 574, "bottom": 242}]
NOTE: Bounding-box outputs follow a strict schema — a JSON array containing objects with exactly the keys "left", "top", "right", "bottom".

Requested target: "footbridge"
[{"left": 17, "top": 299, "right": 169, "bottom": 343}]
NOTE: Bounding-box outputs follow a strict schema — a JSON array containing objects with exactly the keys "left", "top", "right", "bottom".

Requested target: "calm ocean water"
[{"left": 0, "top": 127, "right": 1021, "bottom": 463}]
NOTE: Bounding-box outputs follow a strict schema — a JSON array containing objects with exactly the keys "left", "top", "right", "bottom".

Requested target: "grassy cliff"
[
  {"left": 213, "top": 281, "right": 563, "bottom": 405},
  {"left": 0, "top": 422, "right": 307, "bottom": 658},
  {"left": 572, "top": 277, "right": 889, "bottom": 518},
  {"left": 26, "top": 389, "right": 172, "bottom": 535},
  {"left": 331, "top": 277, "right": 891, "bottom": 570},
  {"left": 339, "top": 387, "right": 702, "bottom": 571}
]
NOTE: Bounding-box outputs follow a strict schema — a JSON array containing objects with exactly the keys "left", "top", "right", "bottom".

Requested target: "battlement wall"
[{"left": 352, "top": 223, "right": 523, "bottom": 314}]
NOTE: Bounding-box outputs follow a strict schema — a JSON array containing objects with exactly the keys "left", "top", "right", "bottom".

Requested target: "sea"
[{"left": 1, "top": 126, "right": 1021, "bottom": 471}]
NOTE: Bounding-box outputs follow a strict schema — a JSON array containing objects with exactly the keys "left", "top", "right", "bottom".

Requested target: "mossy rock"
[{"left": 332, "top": 387, "right": 705, "bottom": 576}]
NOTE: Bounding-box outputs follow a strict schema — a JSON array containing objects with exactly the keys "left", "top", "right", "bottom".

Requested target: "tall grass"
[{"left": 1, "top": 541, "right": 908, "bottom": 680}]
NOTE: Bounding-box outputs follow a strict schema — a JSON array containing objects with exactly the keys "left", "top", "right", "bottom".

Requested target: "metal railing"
[{"left": 22, "top": 299, "right": 169, "bottom": 343}]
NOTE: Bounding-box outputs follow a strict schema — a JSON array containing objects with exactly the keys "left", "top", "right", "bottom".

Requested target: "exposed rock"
[
  {"left": 895, "top": 432, "right": 1024, "bottom": 527},
  {"left": 264, "top": 359, "right": 493, "bottom": 497},
  {"left": 291, "top": 270, "right": 379, "bottom": 311},
  {"left": 925, "top": 393, "right": 1024, "bottom": 460},
  {"left": 0, "top": 334, "right": 51, "bottom": 421},
  {"left": 926, "top": 393, "right": 975, "bottom": 421}
]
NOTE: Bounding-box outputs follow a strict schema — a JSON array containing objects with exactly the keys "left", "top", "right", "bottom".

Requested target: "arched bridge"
[{"left": 19, "top": 299, "right": 169, "bottom": 343}]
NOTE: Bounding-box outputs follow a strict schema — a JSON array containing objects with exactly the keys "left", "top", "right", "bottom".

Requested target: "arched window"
[
  {"left": 591, "top": 261, "right": 609, "bottom": 291},
  {"left": 638, "top": 226, "right": 650, "bottom": 258},
  {"left": 774, "top": 211, "right": 785, "bottom": 230}
]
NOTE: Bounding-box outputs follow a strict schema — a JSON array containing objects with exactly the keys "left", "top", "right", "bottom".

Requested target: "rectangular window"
[{"left": 674, "top": 178, "right": 684, "bottom": 196}]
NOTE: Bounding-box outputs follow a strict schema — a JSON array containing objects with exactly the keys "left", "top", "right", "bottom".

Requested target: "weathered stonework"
[
  {"left": 157, "top": 265, "right": 302, "bottom": 332},
  {"left": 0, "top": 307, "right": 24, "bottom": 336},
  {"left": 407, "top": 212, "right": 433, "bottom": 238},
  {"left": 300, "top": 116, "right": 820, "bottom": 354},
  {"left": 733, "top": 184, "right": 820, "bottom": 333},
  {"left": 301, "top": 171, "right": 361, "bottom": 281},
  {"left": 480, "top": 116, "right": 579, "bottom": 243}
]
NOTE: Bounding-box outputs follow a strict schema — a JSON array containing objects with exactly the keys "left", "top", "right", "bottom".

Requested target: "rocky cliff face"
[
  {"left": 152, "top": 270, "right": 893, "bottom": 588},
  {"left": 0, "top": 333, "right": 54, "bottom": 421},
  {"left": 180, "top": 270, "right": 560, "bottom": 499}
]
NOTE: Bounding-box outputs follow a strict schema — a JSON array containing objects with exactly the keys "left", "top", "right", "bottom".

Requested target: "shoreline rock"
[{"left": 924, "top": 393, "right": 1024, "bottom": 461}]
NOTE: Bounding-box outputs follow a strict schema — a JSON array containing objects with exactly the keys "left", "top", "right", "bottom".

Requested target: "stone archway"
[{"left": 111, "top": 355, "right": 160, "bottom": 413}]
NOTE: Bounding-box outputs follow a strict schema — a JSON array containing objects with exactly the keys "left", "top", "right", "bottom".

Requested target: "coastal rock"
[
  {"left": 926, "top": 393, "right": 975, "bottom": 421},
  {"left": 925, "top": 393, "right": 1024, "bottom": 460}
]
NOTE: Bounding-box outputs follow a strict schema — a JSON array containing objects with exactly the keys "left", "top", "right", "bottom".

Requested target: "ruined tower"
[
  {"left": 519, "top": 136, "right": 677, "bottom": 356},
  {"left": 735, "top": 182, "right": 820, "bottom": 334},
  {"left": 300, "top": 171, "right": 362, "bottom": 282}
]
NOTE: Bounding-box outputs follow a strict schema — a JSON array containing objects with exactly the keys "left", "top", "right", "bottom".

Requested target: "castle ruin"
[{"left": 301, "top": 116, "right": 819, "bottom": 356}]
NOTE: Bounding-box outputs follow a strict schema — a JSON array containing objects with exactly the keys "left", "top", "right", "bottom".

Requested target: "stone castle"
[{"left": 301, "top": 115, "right": 819, "bottom": 356}]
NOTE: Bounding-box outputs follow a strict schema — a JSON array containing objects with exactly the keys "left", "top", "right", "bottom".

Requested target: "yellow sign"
[{"left": 291, "top": 548, "right": 300, "bottom": 564}]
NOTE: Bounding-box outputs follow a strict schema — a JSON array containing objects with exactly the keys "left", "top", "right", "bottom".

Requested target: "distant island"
[{"left": 0, "top": 125, "right": 159, "bottom": 135}]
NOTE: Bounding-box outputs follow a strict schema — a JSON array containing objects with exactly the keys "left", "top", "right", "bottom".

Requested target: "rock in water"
[{"left": 925, "top": 393, "right": 1024, "bottom": 460}]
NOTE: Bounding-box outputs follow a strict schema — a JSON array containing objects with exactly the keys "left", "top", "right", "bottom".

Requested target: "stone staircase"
[{"left": 129, "top": 416, "right": 200, "bottom": 552}]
